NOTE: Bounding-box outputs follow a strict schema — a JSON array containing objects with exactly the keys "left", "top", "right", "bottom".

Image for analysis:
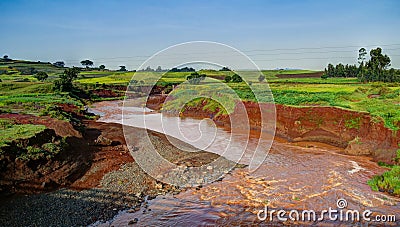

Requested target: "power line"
[{"left": 62, "top": 43, "right": 400, "bottom": 63}]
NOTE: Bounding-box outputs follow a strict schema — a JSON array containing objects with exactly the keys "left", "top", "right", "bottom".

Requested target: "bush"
[
  {"left": 34, "top": 71, "right": 48, "bottom": 82},
  {"left": 258, "top": 74, "right": 265, "bottom": 82},
  {"left": 232, "top": 74, "right": 243, "bottom": 83},
  {"left": 367, "top": 165, "right": 400, "bottom": 195}
]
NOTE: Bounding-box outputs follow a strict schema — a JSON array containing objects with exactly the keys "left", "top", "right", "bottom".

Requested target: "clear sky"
[{"left": 1, "top": 0, "right": 399, "bottom": 70}]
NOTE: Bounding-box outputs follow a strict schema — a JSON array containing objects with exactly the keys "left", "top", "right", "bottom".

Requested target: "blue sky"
[{"left": 1, "top": 0, "right": 399, "bottom": 70}]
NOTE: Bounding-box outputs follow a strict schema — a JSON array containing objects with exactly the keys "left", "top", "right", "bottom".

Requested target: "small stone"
[
  {"left": 155, "top": 183, "right": 163, "bottom": 189},
  {"left": 128, "top": 218, "right": 139, "bottom": 225},
  {"left": 147, "top": 195, "right": 156, "bottom": 200},
  {"left": 207, "top": 166, "right": 213, "bottom": 170},
  {"left": 94, "top": 135, "right": 113, "bottom": 146}
]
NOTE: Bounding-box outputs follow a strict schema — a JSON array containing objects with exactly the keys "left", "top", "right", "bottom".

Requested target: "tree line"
[{"left": 323, "top": 47, "right": 399, "bottom": 82}]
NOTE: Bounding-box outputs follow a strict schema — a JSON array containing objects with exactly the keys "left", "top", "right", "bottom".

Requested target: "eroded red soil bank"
[{"left": 155, "top": 98, "right": 399, "bottom": 164}]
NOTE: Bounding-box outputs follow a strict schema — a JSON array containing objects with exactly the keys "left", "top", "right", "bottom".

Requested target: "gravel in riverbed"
[{"left": 0, "top": 127, "right": 236, "bottom": 226}]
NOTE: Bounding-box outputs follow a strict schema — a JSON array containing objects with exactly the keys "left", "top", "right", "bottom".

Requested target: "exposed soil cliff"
[{"left": 158, "top": 99, "right": 399, "bottom": 164}]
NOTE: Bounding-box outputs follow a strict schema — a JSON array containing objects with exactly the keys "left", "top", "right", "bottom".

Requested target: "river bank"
[
  {"left": 92, "top": 99, "right": 400, "bottom": 226},
  {"left": 0, "top": 114, "right": 235, "bottom": 226},
  {"left": 148, "top": 94, "right": 399, "bottom": 164},
  {"left": 1, "top": 97, "right": 399, "bottom": 226}
]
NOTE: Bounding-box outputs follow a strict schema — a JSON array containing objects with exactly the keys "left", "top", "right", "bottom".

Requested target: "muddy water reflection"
[{"left": 90, "top": 101, "right": 399, "bottom": 226}]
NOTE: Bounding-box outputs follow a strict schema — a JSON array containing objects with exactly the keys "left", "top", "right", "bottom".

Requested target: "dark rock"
[{"left": 128, "top": 218, "right": 138, "bottom": 225}]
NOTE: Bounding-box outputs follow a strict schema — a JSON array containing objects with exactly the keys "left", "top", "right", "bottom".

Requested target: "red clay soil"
[
  {"left": 0, "top": 112, "right": 134, "bottom": 194},
  {"left": 92, "top": 89, "right": 122, "bottom": 98},
  {"left": 275, "top": 71, "right": 324, "bottom": 78},
  {"left": 70, "top": 121, "right": 134, "bottom": 190},
  {"left": 174, "top": 100, "right": 399, "bottom": 164},
  {"left": 146, "top": 95, "right": 167, "bottom": 110}
]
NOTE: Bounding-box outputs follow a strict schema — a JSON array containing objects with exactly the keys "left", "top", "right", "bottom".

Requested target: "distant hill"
[{"left": 0, "top": 59, "right": 65, "bottom": 75}]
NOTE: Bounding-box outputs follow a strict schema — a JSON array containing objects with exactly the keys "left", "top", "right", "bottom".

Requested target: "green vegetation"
[
  {"left": 0, "top": 118, "right": 67, "bottom": 160},
  {"left": 0, "top": 119, "right": 46, "bottom": 148},
  {"left": 34, "top": 71, "right": 49, "bottom": 82},
  {"left": 324, "top": 47, "right": 400, "bottom": 82},
  {"left": 20, "top": 139, "right": 67, "bottom": 160},
  {"left": 368, "top": 165, "right": 400, "bottom": 196},
  {"left": 368, "top": 147, "right": 400, "bottom": 196},
  {"left": 186, "top": 72, "right": 206, "bottom": 84}
]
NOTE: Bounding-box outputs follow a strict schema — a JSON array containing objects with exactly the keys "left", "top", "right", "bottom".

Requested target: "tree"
[
  {"left": 224, "top": 75, "right": 232, "bottom": 83},
  {"left": 156, "top": 66, "right": 162, "bottom": 72},
  {"left": 367, "top": 47, "right": 391, "bottom": 71},
  {"left": 220, "top": 66, "right": 231, "bottom": 71},
  {"left": 186, "top": 72, "right": 206, "bottom": 84},
  {"left": 325, "top": 47, "right": 398, "bottom": 82},
  {"left": 34, "top": 72, "right": 48, "bottom": 82},
  {"left": 335, "top": 63, "right": 345, "bottom": 77},
  {"left": 231, "top": 74, "right": 243, "bottom": 83},
  {"left": 99, "top": 65, "right": 106, "bottom": 70},
  {"left": 358, "top": 48, "right": 367, "bottom": 65},
  {"left": 258, "top": 74, "right": 265, "bottom": 82},
  {"left": 80, "top": 59, "right": 94, "bottom": 69},
  {"left": 54, "top": 67, "right": 80, "bottom": 91},
  {"left": 53, "top": 61, "right": 65, "bottom": 68},
  {"left": 3, "top": 55, "right": 9, "bottom": 60},
  {"left": 118, "top": 65, "right": 127, "bottom": 71},
  {"left": 327, "top": 63, "right": 335, "bottom": 77}
]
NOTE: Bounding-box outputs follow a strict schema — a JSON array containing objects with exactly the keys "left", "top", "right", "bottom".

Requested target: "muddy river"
[{"left": 89, "top": 100, "right": 399, "bottom": 226}]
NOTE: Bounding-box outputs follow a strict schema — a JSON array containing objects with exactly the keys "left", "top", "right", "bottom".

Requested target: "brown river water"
[{"left": 89, "top": 100, "right": 399, "bottom": 226}]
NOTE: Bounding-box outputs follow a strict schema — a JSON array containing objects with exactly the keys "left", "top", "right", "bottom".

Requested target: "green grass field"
[
  {"left": 0, "top": 119, "right": 46, "bottom": 148},
  {"left": 2, "top": 65, "right": 399, "bottom": 130}
]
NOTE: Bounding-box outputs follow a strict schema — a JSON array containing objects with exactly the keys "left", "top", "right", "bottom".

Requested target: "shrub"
[{"left": 367, "top": 165, "right": 400, "bottom": 195}]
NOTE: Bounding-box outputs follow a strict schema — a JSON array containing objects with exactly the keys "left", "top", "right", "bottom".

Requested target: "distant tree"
[
  {"left": 118, "top": 65, "right": 127, "bottom": 71},
  {"left": 258, "top": 74, "right": 265, "bottom": 82},
  {"left": 358, "top": 48, "right": 367, "bottom": 65},
  {"left": 80, "top": 59, "right": 94, "bottom": 69},
  {"left": 99, "top": 65, "right": 106, "bottom": 70},
  {"left": 321, "top": 73, "right": 328, "bottom": 79},
  {"left": 3, "top": 55, "right": 9, "bottom": 60},
  {"left": 53, "top": 61, "right": 65, "bottom": 68},
  {"left": 144, "top": 66, "right": 154, "bottom": 72},
  {"left": 219, "top": 66, "right": 231, "bottom": 71},
  {"left": 325, "top": 47, "right": 398, "bottom": 82},
  {"left": 224, "top": 75, "right": 232, "bottom": 83},
  {"left": 54, "top": 67, "right": 80, "bottom": 91},
  {"left": 156, "top": 66, "right": 162, "bottom": 72},
  {"left": 186, "top": 72, "right": 206, "bottom": 84},
  {"left": 34, "top": 71, "right": 48, "bottom": 82},
  {"left": 367, "top": 47, "right": 391, "bottom": 71},
  {"left": 231, "top": 74, "right": 243, "bottom": 83},
  {"left": 335, "top": 63, "right": 345, "bottom": 77},
  {"left": 169, "top": 67, "right": 195, "bottom": 72}
]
